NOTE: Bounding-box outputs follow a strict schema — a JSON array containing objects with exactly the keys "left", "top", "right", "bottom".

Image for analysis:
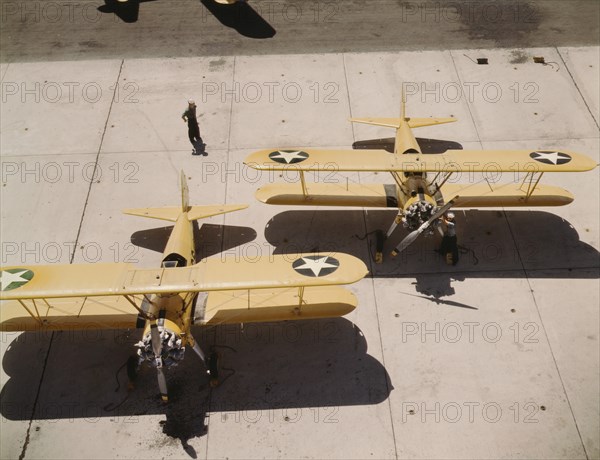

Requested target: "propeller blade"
[
  {"left": 150, "top": 323, "right": 162, "bottom": 357},
  {"left": 386, "top": 213, "right": 402, "bottom": 238},
  {"left": 392, "top": 228, "right": 421, "bottom": 255},
  {"left": 150, "top": 323, "right": 169, "bottom": 402},
  {"left": 156, "top": 367, "right": 169, "bottom": 402},
  {"left": 191, "top": 338, "right": 207, "bottom": 364},
  {"left": 391, "top": 197, "right": 458, "bottom": 256}
]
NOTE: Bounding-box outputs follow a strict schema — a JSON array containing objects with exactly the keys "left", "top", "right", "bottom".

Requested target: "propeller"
[
  {"left": 386, "top": 213, "right": 403, "bottom": 238},
  {"left": 391, "top": 197, "right": 458, "bottom": 256},
  {"left": 150, "top": 311, "right": 169, "bottom": 402}
]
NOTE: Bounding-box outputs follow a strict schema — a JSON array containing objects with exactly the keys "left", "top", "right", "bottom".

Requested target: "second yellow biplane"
[
  {"left": 244, "top": 99, "right": 598, "bottom": 261},
  {"left": 0, "top": 172, "right": 368, "bottom": 401}
]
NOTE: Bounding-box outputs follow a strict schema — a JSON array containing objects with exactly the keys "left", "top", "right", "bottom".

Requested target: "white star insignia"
[
  {"left": 269, "top": 150, "right": 308, "bottom": 164},
  {"left": 293, "top": 256, "right": 339, "bottom": 277},
  {"left": 0, "top": 269, "right": 33, "bottom": 291},
  {"left": 530, "top": 151, "right": 571, "bottom": 165}
]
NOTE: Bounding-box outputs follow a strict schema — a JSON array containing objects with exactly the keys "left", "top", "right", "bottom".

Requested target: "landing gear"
[
  {"left": 374, "top": 230, "right": 385, "bottom": 264},
  {"left": 126, "top": 355, "right": 139, "bottom": 391},
  {"left": 208, "top": 350, "right": 220, "bottom": 388},
  {"left": 190, "top": 337, "right": 219, "bottom": 387}
]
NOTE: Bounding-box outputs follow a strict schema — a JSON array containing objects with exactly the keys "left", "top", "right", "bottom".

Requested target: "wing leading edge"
[{"left": 245, "top": 148, "right": 597, "bottom": 173}]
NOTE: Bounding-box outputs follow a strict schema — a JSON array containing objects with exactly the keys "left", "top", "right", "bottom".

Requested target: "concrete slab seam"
[
  {"left": 68, "top": 59, "right": 125, "bottom": 264},
  {"left": 556, "top": 47, "right": 600, "bottom": 130},
  {"left": 17, "top": 332, "right": 55, "bottom": 460},
  {"left": 449, "top": 51, "right": 483, "bottom": 147},
  {"left": 502, "top": 211, "right": 589, "bottom": 459}
]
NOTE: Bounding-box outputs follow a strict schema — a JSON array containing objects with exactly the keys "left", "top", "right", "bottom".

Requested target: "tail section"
[
  {"left": 186, "top": 204, "right": 248, "bottom": 221},
  {"left": 181, "top": 170, "right": 190, "bottom": 212},
  {"left": 350, "top": 90, "right": 457, "bottom": 155},
  {"left": 123, "top": 204, "right": 248, "bottom": 222},
  {"left": 123, "top": 170, "right": 247, "bottom": 222},
  {"left": 349, "top": 117, "right": 456, "bottom": 129}
]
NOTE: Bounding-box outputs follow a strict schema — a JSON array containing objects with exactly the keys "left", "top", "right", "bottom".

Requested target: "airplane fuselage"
[{"left": 137, "top": 210, "right": 199, "bottom": 368}]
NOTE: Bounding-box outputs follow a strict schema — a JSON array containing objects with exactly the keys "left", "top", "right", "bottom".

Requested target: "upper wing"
[
  {"left": 0, "top": 253, "right": 368, "bottom": 301},
  {"left": 245, "top": 148, "right": 393, "bottom": 171},
  {"left": 245, "top": 148, "right": 597, "bottom": 173}
]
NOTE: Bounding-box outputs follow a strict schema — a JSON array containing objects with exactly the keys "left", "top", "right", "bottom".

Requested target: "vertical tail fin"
[
  {"left": 180, "top": 170, "right": 190, "bottom": 212},
  {"left": 401, "top": 87, "right": 406, "bottom": 121}
]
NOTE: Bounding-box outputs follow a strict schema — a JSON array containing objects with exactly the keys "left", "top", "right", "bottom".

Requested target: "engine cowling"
[
  {"left": 136, "top": 318, "right": 186, "bottom": 367},
  {"left": 402, "top": 194, "right": 437, "bottom": 232}
]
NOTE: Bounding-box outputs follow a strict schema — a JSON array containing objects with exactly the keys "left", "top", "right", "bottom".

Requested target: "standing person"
[
  {"left": 182, "top": 100, "right": 204, "bottom": 155},
  {"left": 439, "top": 212, "right": 459, "bottom": 265}
]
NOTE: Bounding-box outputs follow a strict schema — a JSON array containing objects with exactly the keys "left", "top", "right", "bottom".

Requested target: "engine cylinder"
[
  {"left": 136, "top": 318, "right": 186, "bottom": 367},
  {"left": 402, "top": 194, "right": 437, "bottom": 231}
]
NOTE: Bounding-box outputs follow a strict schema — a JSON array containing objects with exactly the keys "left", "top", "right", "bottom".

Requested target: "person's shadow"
[{"left": 192, "top": 140, "right": 207, "bottom": 156}]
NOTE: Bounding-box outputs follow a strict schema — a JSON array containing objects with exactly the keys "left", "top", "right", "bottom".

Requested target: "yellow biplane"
[
  {"left": 0, "top": 172, "right": 368, "bottom": 401},
  {"left": 245, "top": 99, "right": 598, "bottom": 261}
]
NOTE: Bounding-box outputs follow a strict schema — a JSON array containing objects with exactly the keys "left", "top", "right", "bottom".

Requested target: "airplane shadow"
[
  {"left": 353, "top": 137, "right": 463, "bottom": 154},
  {"left": 0, "top": 319, "right": 390, "bottom": 448},
  {"left": 264, "top": 209, "right": 600, "bottom": 286},
  {"left": 97, "top": 0, "right": 275, "bottom": 34},
  {"left": 130, "top": 222, "right": 257, "bottom": 262},
  {"left": 200, "top": 0, "right": 276, "bottom": 38},
  {"left": 98, "top": 0, "right": 156, "bottom": 23}
]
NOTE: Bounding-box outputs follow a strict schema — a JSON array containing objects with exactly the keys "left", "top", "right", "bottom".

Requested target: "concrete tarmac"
[
  {"left": 0, "top": 0, "right": 599, "bottom": 62},
  {"left": 1, "top": 46, "right": 598, "bottom": 459},
  {"left": 0, "top": 0, "right": 599, "bottom": 458}
]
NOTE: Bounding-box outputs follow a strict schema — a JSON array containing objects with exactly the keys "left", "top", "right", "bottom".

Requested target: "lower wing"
[
  {"left": 254, "top": 182, "right": 575, "bottom": 208},
  {"left": 200, "top": 286, "right": 357, "bottom": 325},
  {"left": 0, "top": 295, "right": 139, "bottom": 331}
]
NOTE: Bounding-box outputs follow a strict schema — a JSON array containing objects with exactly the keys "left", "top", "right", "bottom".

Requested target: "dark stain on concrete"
[
  {"left": 509, "top": 49, "right": 529, "bottom": 64},
  {"left": 458, "top": 0, "right": 541, "bottom": 47}
]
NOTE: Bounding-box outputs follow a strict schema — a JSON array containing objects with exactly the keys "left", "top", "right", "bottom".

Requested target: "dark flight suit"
[
  {"left": 440, "top": 219, "right": 459, "bottom": 265},
  {"left": 183, "top": 106, "right": 203, "bottom": 148}
]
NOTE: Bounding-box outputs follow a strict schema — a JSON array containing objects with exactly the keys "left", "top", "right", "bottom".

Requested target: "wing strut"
[
  {"left": 300, "top": 171, "right": 308, "bottom": 197},
  {"left": 430, "top": 172, "right": 455, "bottom": 196},
  {"left": 123, "top": 294, "right": 155, "bottom": 320},
  {"left": 17, "top": 299, "right": 43, "bottom": 325},
  {"left": 520, "top": 172, "right": 544, "bottom": 200},
  {"left": 298, "top": 286, "right": 305, "bottom": 310}
]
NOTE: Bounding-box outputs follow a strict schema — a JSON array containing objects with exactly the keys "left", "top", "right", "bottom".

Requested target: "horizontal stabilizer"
[
  {"left": 123, "top": 204, "right": 248, "bottom": 222},
  {"left": 202, "top": 286, "right": 357, "bottom": 325},
  {"left": 350, "top": 117, "right": 456, "bottom": 129},
  {"left": 187, "top": 204, "right": 248, "bottom": 221}
]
